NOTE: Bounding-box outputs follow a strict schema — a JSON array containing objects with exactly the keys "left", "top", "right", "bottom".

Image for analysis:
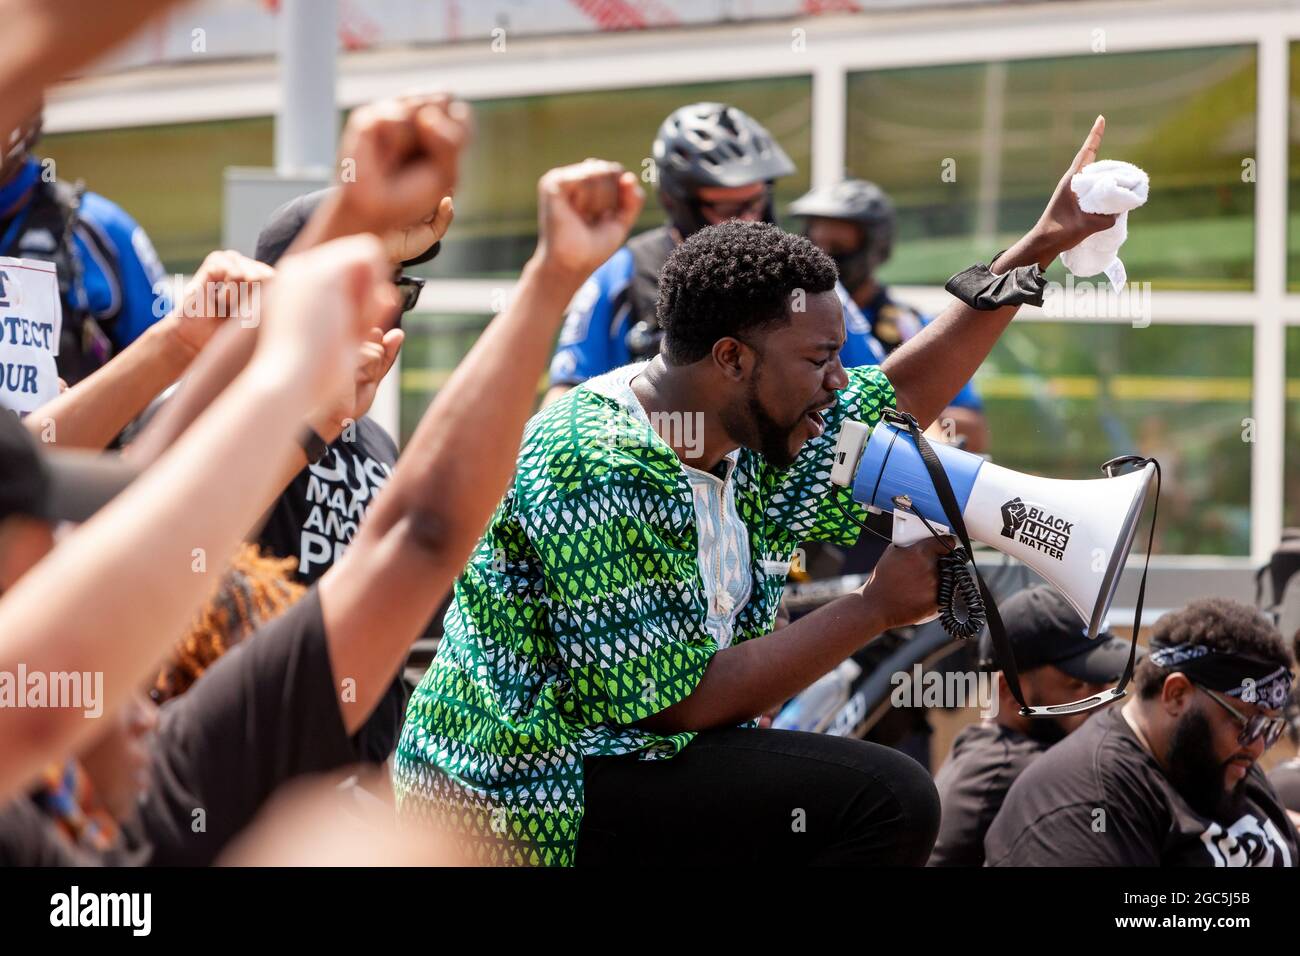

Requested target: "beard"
[
  {"left": 719, "top": 364, "right": 805, "bottom": 469},
  {"left": 1023, "top": 717, "right": 1070, "bottom": 746},
  {"left": 1165, "top": 708, "right": 1248, "bottom": 819}
]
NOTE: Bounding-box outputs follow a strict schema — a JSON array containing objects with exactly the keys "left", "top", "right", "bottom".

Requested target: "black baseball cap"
[
  {"left": 253, "top": 188, "right": 442, "bottom": 268},
  {"left": 0, "top": 412, "right": 138, "bottom": 525},
  {"left": 978, "top": 584, "right": 1143, "bottom": 684}
]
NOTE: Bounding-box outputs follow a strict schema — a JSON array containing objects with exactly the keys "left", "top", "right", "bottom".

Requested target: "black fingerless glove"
[{"left": 945, "top": 251, "right": 1047, "bottom": 310}]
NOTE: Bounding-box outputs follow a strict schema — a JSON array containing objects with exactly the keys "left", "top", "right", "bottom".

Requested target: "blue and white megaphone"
[{"left": 830, "top": 412, "right": 1157, "bottom": 642}]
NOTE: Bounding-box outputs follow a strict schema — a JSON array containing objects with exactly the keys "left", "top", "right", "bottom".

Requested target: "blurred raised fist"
[
  {"left": 166, "top": 249, "right": 275, "bottom": 356},
  {"left": 256, "top": 235, "right": 398, "bottom": 410},
  {"left": 535, "top": 159, "right": 644, "bottom": 282},
  {"left": 335, "top": 94, "right": 473, "bottom": 240},
  {"left": 384, "top": 195, "right": 455, "bottom": 267},
  {"left": 311, "top": 325, "right": 405, "bottom": 442}
]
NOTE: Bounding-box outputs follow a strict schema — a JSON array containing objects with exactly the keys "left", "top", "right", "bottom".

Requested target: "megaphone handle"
[
  {"left": 892, "top": 510, "right": 948, "bottom": 548},
  {"left": 888, "top": 411, "right": 1033, "bottom": 715}
]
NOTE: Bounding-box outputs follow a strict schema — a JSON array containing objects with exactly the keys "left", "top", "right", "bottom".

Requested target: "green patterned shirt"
[{"left": 393, "top": 361, "right": 896, "bottom": 865}]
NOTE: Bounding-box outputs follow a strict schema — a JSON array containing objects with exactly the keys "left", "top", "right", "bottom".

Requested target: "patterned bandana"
[{"left": 1147, "top": 643, "right": 1294, "bottom": 710}]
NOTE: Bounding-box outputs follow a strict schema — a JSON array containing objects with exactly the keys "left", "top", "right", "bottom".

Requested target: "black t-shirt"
[
  {"left": 929, "top": 722, "right": 1048, "bottom": 867},
  {"left": 258, "top": 417, "right": 397, "bottom": 586},
  {"left": 0, "top": 589, "right": 359, "bottom": 867},
  {"left": 257, "top": 416, "right": 406, "bottom": 763},
  {"left": 985, "top": 707, "right": 1300, "bottom": 867}
]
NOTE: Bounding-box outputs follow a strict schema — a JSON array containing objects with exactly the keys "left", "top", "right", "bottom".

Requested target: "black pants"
[{"left": 576, "top": 727, "right": 940, "bottom": 866}]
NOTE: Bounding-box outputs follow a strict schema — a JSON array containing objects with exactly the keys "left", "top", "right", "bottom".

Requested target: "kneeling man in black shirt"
[
  {"left": 929, "top": 585, "right": 1137, "bottom": 866},
  {"left": 985, "top": 598, "right": 1298, "bottom": 867}
]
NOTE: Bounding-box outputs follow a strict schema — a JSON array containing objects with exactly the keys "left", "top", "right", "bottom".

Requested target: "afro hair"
[{"left": 656, "top": 220, "right": 839, "bottom": 365}]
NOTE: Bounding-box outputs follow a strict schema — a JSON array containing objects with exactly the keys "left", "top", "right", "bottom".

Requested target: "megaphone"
[{"left": 830, "top": 412, "right": 1156, "bottom": 641}]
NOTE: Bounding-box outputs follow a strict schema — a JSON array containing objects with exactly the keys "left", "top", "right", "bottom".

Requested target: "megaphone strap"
[
  {"left": 889, "top": 412, "right": 1031, "bottom": 713},
  {"left": 888, "top": 410, "right": 1160, "bottom": 719},
  {"left": 1111, "top": 458, "right": 1160, "bottom": 701}
]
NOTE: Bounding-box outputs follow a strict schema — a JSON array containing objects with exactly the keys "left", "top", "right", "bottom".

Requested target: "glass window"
[
  {"left": 1286, "top": 326, "right": 1300, "bottom": 528},
  {"left": 41, "top": 118, "right": 274, "bottom": 274},
  {"left": 398, "top": 313, "right": 499, "bottom": 445},
  {"left": 1289, "top": 42, "right": 1300, "bottom": 290},
  {"left": 424, "top": 77, "right": 813, "bottom": 279},
  {"left": 976, "top": 321, "right": 1253, "bottom": 556},
  {"left": 848, "top": 46, "right": 1257, "bottom": 291}
]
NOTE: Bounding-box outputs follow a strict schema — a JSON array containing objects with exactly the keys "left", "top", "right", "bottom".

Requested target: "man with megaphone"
[{"left": 396, "top": 118, "right": 1121, "bottom": 867}]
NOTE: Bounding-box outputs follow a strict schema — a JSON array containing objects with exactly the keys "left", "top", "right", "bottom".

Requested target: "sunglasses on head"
[{"left": 1195, "top": 684, "right": 1288, "bottom": 749}]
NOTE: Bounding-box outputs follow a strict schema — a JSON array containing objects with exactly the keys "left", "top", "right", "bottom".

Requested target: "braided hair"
[{"left": 153, "top": 544, "right": 305, "bottom": 702}]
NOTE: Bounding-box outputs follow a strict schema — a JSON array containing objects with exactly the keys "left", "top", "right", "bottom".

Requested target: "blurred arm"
[
  {"left": 25, "top": 315, "right": 194, "bottom": 450},
  {"left": 319, "top": 163, "right": 643, "bottom": 734}
]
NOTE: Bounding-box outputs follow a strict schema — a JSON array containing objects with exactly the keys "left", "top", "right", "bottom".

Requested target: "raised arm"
[
  {"left": 28, "top": 252, "right": 272, "bottom": 451},
  {"left": 0, "top": 236, "right": 390, "bottom": 801},
  {"left": 320, "top": 160, "right": 645, "bottom": 734},
  {"left": 883, "top": 116, "right": 1116, "bottom": 428},
  {"left": 125, "top": 95, "right": 463, "bottom": 468},
  {"left": 0, "top": 0, "right": 183, "bottom": 134}
]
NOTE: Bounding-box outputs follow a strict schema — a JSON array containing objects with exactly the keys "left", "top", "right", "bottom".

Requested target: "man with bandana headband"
[
  {"left": 985, "top": 598, "right": 1299, "bottom": 867},
  {"left": 929, "top": 586, "right": 1139, "bottom": 866},
  {"left": 1266, "top": 630, "right": 1300, "bottom": 829}
]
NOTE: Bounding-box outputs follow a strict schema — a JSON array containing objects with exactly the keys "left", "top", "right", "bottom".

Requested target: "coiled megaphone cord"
[
  {"left": 937, "top": 549, "right": 985, "bottom": 640},
  {"left": 889, "top": 500, "right": 987, "bottom": 642}
]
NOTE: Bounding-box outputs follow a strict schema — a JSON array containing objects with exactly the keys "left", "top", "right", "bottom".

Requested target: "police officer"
[
  {"left": 790, "top": 178, "right": 988, "bottom": 453},
  {"left": 544, "top": 102, "right": 805, "bottom": 404},
  {"left": 0, "top": 104, "right": 171, "bottom": 385}
]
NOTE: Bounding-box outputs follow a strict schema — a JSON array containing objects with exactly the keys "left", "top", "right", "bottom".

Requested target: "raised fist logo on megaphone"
[
  {"left": 831, "top": 408, "right": 1159, "bottom": 717},
  {"left": 1000, "top": 498, "right": 1028, "bottom": 540}
]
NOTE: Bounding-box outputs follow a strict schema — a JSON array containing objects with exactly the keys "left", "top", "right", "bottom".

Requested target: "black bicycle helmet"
[
  {"left": 789, "top": 178, "right": 895, "bottom": 291},
  {"left": 652, "top": 102, "right": 795, "bottom": 238}
]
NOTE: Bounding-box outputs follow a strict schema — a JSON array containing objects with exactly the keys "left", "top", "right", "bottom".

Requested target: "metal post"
[
  {"left": 275, "top": 0, "right": 338, "bottom": 176},
  {"left": 1250, "top": 32, "right": 1288, "bottom": 562},
  {"left": 812, "top": 61, "right": 846, "bottom": 189}
]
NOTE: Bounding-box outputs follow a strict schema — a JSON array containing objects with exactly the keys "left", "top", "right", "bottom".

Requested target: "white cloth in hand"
[{"left": 1059, "top": 159, "right": 1149, "bottom": 292}]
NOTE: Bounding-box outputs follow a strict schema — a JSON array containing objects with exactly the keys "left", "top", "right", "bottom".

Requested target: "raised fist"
[
  {"left": 167, "top": 249, "right": 274, "bottom": 356},
  {"left": 535, "top": 159, "right": 645, "bottom": 283},
  {"left": 335, "top": 94, "right": 473, "bottom": 241},
  {"left": 256, "top": 235, "right": 398, "bottom": 411}
]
